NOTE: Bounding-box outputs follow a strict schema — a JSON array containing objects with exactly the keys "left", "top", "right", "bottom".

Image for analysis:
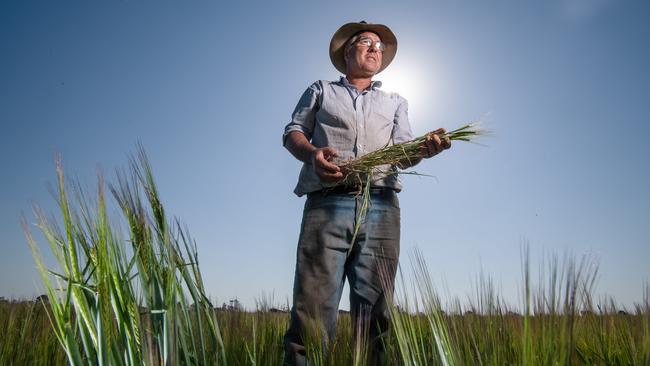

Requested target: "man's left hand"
[{"left": 422, "top": 128, "right": 452, "bottom": 158}]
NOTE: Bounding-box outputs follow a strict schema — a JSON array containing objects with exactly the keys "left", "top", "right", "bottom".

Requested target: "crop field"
[
  {"left": 2, "top": 151, "right": 648, "bottom": 365},
  {"left": 1, "top": 293, "right": 648, "bottom": 365}
]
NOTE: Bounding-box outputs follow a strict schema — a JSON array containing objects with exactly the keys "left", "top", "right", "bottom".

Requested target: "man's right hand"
[{"left": 311, "top": 147, "right": 344, "bottom": 183}]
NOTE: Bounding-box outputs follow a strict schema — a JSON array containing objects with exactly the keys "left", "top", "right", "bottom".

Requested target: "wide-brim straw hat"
[{"left": 329, "top": 21, "right": 397, "bottom": 75}]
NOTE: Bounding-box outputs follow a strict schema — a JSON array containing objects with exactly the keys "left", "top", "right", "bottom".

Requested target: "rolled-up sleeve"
[
  {"left": 391, "top": 96, "right": 414, "bottom": 144},
  {"left": 282, "top": 81, "right": 322, "bottom": 146}
]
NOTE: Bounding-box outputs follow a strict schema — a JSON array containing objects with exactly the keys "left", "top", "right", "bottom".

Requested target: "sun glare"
[
  {"left": 379, "top": 69, "right": 418, "bottom": 102},
  {"left": 377, "top": 58, "right": 437, "bottom": 130}
]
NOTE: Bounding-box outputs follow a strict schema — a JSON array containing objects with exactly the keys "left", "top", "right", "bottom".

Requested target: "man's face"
[{"left": 344, "top": 31, "right": 383, "bottom": 77}]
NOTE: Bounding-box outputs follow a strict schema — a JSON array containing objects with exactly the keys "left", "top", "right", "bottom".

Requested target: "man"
[{"left": 282, "top": 21, "right": 451, "bottom": 365}]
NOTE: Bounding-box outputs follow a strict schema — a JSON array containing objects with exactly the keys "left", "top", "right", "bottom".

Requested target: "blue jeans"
[{"left": 283, "top": 189, "right": 400, "bottom": 366}]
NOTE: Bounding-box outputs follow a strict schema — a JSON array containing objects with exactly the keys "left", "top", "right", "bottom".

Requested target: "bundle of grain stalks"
[
  {"left": 336, "top": 122, "right": 487, "bottom": 185},
  {"left": 334, "top": 122, "right": 488, "bottom": 250}
]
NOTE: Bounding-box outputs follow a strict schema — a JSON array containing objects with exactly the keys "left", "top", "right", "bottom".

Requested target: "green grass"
[
  {"left": 9, "top": 147, "right": 649, "bottom": 365},
  {"left": 2, "top": 289, "right": 649, "bottom": 365},
  {"left": 3, "top": 284, "right": 648, "bottom": 365},
  {"left": 24, "top": 149, "right": 225, "bottom": 365},
  {"left": 0, "top": 298, "right": 67, "bottom": 365}
]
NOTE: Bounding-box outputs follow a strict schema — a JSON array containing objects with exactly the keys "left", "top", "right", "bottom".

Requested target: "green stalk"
[{"left": 26, "top": 147, "right": 227, "bottom": 366}]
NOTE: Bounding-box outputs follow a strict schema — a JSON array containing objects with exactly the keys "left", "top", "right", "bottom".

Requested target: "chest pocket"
[
  {"left": 371, "top": 102, "right": 396, "bottom": 125},
  {"left": 317, "top": 89, "right": 355, "bottom": 129}
]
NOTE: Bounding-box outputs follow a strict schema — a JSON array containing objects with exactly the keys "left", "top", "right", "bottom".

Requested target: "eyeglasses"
[{"left": 355, "top": 36, "right": 386, "bottom": 52}]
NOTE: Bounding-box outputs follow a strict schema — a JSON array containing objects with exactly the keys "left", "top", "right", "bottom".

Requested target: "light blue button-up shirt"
[{"left": 283, "top": 77, "right": 415, "bottom": 197}]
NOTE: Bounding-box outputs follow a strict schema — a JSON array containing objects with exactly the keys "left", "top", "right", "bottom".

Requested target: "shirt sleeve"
[
  {"left": 282, "top": 81, "right": 322, "bottom": 146},
  {"left": 392, "top": 96, "right": 414, "bottom": 144}
]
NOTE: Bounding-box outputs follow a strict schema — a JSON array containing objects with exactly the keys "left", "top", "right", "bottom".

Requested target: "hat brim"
[{"left": 329, "top": 22, "right": 397, "bottom": 75}]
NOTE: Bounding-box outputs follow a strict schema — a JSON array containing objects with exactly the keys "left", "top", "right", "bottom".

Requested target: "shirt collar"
[{"left": 338, "top": 76, "right": 383, "bottom": 91}]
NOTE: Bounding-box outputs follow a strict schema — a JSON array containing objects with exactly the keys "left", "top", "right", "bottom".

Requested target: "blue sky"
[{"left": 1, "top": 0, "right": 649, "bottom": 310}]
